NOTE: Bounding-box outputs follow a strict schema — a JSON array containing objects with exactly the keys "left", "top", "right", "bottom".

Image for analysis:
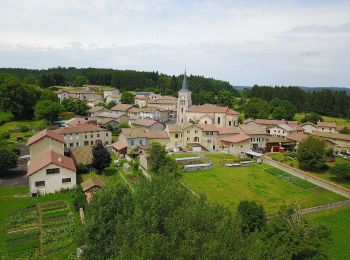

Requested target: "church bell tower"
[{"left": 177, "top": 69, "right": 192, "bottom": 125}]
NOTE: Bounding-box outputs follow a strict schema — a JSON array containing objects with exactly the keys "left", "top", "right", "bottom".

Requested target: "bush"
[
  {"left": 330, "top": 163, "right": 350, "bottom": 180},
  {"left": 297, "top": 136, "right": 326, "bottom": 171},
  {"left": 76, "top": 163, "right": 89, "bottom": 174},
  {"left": 73, "top": 185, "right": 86, "bottom": 211},
  {"left": 60, "top": 111, "right": 75, "bottom": 120},
  {"left": 0, "top": 111, "right": 14, "bottom": 125},
  {"left": 19, "top": 125, "right": 30, "bottom": 132},
  {"left": 0, "top": 131, "right": 10, "bottom": 140}
]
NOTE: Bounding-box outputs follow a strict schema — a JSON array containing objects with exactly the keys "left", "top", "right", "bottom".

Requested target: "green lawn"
[
  {"left": 307, "top": 205, "right": 350, "bottom": 259},
  {"left": 0, "top": 186, "right": 79, "bottom": 259},
  {"left": 267, "top": 153, "right": 350, "bottom": 189},
  {"left": 181, "top": 163, "right": 345, "bottom": 214},
  {"left": 294, "top": 113, "right": 350, "bottom": 128},
  {"left": 0, "top": 119, "right": 46, "bottom": 143}
]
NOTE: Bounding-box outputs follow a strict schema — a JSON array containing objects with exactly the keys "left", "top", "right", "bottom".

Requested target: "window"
[
  {"left": 195, "top": 130, "right": 198, "bottom": 133},
  {"left": 205, "top": 121, "right": 207, "bottom": 124},
  {"left": 97, "top": 134, "right": 100, "bottom": 137},
  {"left": 187, "top": 137, "right": 189, "bottom": 141},
  {"left": 62, "top": 178, "right": 71, "bottom": 183},
  {"left": 76, "top": 142, "right": 79, "bottom": 147},
  {"left": 187, "top": 130, "right": 190, "bottom": 133},
  {"left": 131, "top": 140, "right": 134, "bottom": 146},
  {"left": 70, "top": 143, "right": 74, "bottom": 147},
  {"left": 106, "top": 133, "right": 109, "bottom": 136},
  {"left": 91, "top": 134, "right": 93, "bottom": 138},
  {"left": 35, "top": 181, "right": 45, "bottom": 187},
  {"left": 46, "top": 168, "right": 60, "bottom": 174},
  {"left": 85, "top": 135, "right": 87, "bottom": 139},
  {"left": 175, "top": 134, "right": 179, "bottom": 138},
  {"left": 139, "top": 140, "right": 143, "bottom": 145},
  {"left": 84, "top": 141, "right": 89, "bottom": 145},
  {"left": 64, "top": 144, "right": 67, "bottom": 148},
  {"left": 105, "top": 141, "right": 109, "bottom": 145},
  {"left": 229, "top": 121, "right": 232, "bottom": 126},
  {"left": 217, "top": 117, "right": 221, "bottom": 124},
  {"left": 240, "top": 145, "right": 243, "bottom": 148},
  {"left": 90, "top": 141, "right": 94, "bottom": 145},
  {"left": 207, "top": 140, "right": 211, "bottom": 144}
]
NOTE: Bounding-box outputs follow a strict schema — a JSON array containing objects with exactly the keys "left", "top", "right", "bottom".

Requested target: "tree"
[
  {"left": 0, "top": 111, "right": 14, "bottom": 125},
  {"left": 147, "top": 142, "right": 177, "bottom": 177},
  {"left": 73, "top": 185, "right": 87, "bottom": 211},
  {"left": 244, "top": 98, "right": 270, "bottom": 119},
  {"left": 0, "top": 148, "right": 17, "bottom": 174},
  {"left": 340, "top": 127, "right": 350, "bottom": 134},
  {"left": 104, "top": 101, "right": 116, "bottom": 110},
  {"left": 40, "top": 89, "right": 59, "bottom": 102},
  {"left": 74, "top": 75, "right": 89, "bottom": 87},
  {"left": 271, "top": 100, "right": 295, "bottom": 120},
  {"left": 301, "top": 113, "right": 323, "bottom": 124},
  {"left": 236, "top": 200, "right": 266, "bottom": 233},
  {"left": 61, "top": 98, "right": 89, "bottom": 115},
  {"left": 297, "top": 136, "right": 326, "bottom": 171},
  {"left": 34, "top": 100, "right": 62, "bottom": 122},
  {"left": 92, "top": 142, "right": 111, "bottom": 173},
  {"left": 256, "top": 206, "right": 330, "bottom": 260},
  {"left": 39, "top": 74, "right": 55, "bottom": 88},
  {"left": 330, "top": 163, "right": 350, "bottom": 180},
  {"left": 217, "top": 90, "right": 233, "bottom": 107},
  {"left": 120, "top": 92, "right": 134, "bottom": 104}
]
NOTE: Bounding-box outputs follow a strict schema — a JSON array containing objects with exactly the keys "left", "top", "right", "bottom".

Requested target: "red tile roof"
[
  {"left": 221, "top": 133, "right": 250, "bottom": 143},
  {"left": 111, "top": 103, "right": 134, "bottom": 111},
  {"left": 197, "top": 124, "right": 218, "bottom": 132},
  {"left": 187, "top": 104, "right": 238, "bottom": 115},
  {"left": 27, "top": 151, "right": 76, "bottom": 176},
  {"left": 112, "top": 141, "right": 127, "bottom": 151},
  {"left": 133, "top": 118, "right": 159, "bottom": 127},
  {"left": 255, "top": 119, "right": 298, "bottom": 128},
  {"left": 145, "top": 131, "right": 169, "bottom": 139},
  {"left": 54, "top": 124, "right": 106, "bottom": 134},
  {"left": 27, "top": 129, "right": 65, "bottom": 147},
  {"left": 218, "top": 127, "right": 241, "bottom": 135},
  {"left": 317, "top": 121, "right": 337, "bottom": 128},
  {"left": 66, "top": 118, "right": 88, "bottom": 127},
  {"left": 286, "top": 133, "right": 307, "bottom": 142}
]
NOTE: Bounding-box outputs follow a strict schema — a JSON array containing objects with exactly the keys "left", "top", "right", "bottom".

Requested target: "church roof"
[{"left": 181, "top": 69, "right": 190, "bottom": 91}]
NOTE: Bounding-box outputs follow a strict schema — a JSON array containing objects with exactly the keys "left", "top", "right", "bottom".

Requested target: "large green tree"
[
  {"left": 92, "top": 142, "right": 111, "bottom": 173},
  {"left": 34, "top": 100, "right": 62, "bottom": 122},
  {"left": 297, "top": 136, "right": 326, "bottom": 171},
  {"left": 61, "top": 98, "right": 89, "bottom": 115},
  {"left": 244, "top": 97, "right": 270, "bottom": 119},
  {"left": 0, "top": 147, "right": 17, "bottom": 174},
  {"left": 330, "top": 162, "right": 350, "bottom": 180},
  {"left": 148, "top": 142, "right": 177, "bottom": 176},
  {"left": 301, "top": 113, "right": 323, "bottom": 124},
  {"left": 120, "top": 91, "right": 134, "bottom": 104},
  {"left": 237, "top": 200, "right": 266, "bottom": 233}
]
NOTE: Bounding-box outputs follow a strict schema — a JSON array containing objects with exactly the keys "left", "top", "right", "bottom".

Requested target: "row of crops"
[{"left": 5, "top": 201, "right": 76, "bottom": 259}]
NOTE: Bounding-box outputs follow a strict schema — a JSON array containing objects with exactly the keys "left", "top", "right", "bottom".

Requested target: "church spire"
[{"left": 181, "top": 68, "right": 189, "bottom": 91}]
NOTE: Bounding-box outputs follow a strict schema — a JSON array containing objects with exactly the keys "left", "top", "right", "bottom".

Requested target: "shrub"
[
  {"left": 76, "top": 163, "right": 89, "bottom": 174},
  {"left": 330, "top": 163, "right": 350, "bottom": 180},
  {"left": 0, "top": 111, "right": 14, "bottom": 125},
  {"left": 19, "top": 125, "right": 30, "bottom": 132},
  {"left": 73, "top": 185, "right": 87, "bottom": 211},
  {"left": 0, "top": 131, "right": 10, "bottom": 140}
]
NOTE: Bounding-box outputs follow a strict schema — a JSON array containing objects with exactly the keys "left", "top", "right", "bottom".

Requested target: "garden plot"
[
  {"left": 40, "top": 201, "right": 75, "bottom": 256},
  {"left": 4, "top": 200, "right": 76, "bottom": 259},
  {"left": 5, "top": 205, "right": 40, "bottom": 259}
]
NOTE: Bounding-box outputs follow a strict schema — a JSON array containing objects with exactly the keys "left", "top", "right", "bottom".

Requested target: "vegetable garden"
[{"left": 5, "top": 200, "right": 76, "bottom": 259}]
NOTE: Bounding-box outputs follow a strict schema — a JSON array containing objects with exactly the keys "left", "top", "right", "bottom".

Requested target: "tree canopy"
[
  {"left": 297, "top": 136, "right": 327, "bottom": 171},
  {"left": 91, "top": 142, "right": 111, "bottom": 173},
  {"left": 120, "top": 92, "right": 134, "bottom": 104}
]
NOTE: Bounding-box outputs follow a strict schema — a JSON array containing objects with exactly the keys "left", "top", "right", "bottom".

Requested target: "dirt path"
[
  {"left": 264, "top": 156, "right": 350, "bottom": 199},
  {"left": 300, "top": 200, "right": 350, "bottom": 214}
]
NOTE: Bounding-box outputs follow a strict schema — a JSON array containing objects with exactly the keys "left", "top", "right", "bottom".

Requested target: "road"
[{"left": 264, "top": 156, "right": 350, "bottom": 199}]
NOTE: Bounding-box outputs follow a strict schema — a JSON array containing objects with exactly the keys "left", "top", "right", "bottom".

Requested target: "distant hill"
[{"left": 234, "top": 85, "right": 350, "bottom": 94}]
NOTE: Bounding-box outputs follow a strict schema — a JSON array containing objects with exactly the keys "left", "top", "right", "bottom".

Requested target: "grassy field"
[
  {"left": 307, "top": 205, "right": 350, "bottom": 259},
  {"left": 181, "top": 163, "right": 345, "bottom": 214},
  {"left": 0, "top": 119, "right": 46, "bottom": 143},
  {"left": 268, "top": 152, "right": 350, "bottom": 190},
  {"left": 0, "top": 186, "right": 79, "bottom": 259},
  {"left": 294, "top": 113, "right": 350, "bottom": 128}
]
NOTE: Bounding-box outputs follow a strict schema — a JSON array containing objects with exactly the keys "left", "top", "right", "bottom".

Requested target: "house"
[
  {"left": 110, "top": 103, "right": 135, "bottom": 118},
  {"left": 132, "top": 119, "right": 165, "bottom": 131},
  {"left": 70, "top": 146, "right": 93, "bottom": 166},
  {"left": 311, "top": 131, "right": 350, "bottom": 153},
  {"left": 27, "top": 129, "right": 76, "bottom": 195},
  {"left": 220, "top": 133, "right": 251, "bottom": 157},
  {"left": 105, "top": 93, "right": 120, "bottom": 104},
  {"left": 103, "top": 89, "right": 120, "bottom": 99},
  {"left": 134, "top": 95, "right": 149, "bottom": 107},
  {"left": 239, "top": 122, "right": 268, "bottom": 151},
  {"left": 111, "top": 141, "right": 128, "bottom": 156},
  {"left": 57, "top": 89, "right": 96, "bottom": 102},
  {"left": 66, "top": 118, "right": 88, "bottom": 127},
  {"left": 300, "top": 122, "right": 317, "bottom": 134},
  {"left": 97, "top": 118, "right": 120, "bottom": 130},
  {"left": 119, "top": 128, "right": 147, "bottom": 152},
  {"left": 254, "top": 119, "right": 299, "bottom": 128},
  {"left": 87, "top": 96, "right": 103, "bottom": 107},
  {"left": 148, "top": 96, "right": 177, "bottom": 112},
  {"left": 54, "top": 124, "right": 112, "bottom": 148},
  {"left": 139, "top": 107, "right": 169, "bottom": 122},
  {"left": 87, "top": 106, "right": 108, "bottom": 117},
  {"left": 267, "top": 124, "right": 295, "bottom": 137},
  {"left": 286, "top": 133, "right": 308, "bottom": 151},
  {"left": 145, "top": 130, "right": 170, "bottom": 148},
  {"left": 27, "top": 129, "right": 65, "bottom": 160},
  {"left": 317, "top": 121, "right": 337, "bottom": 133},
  {"left": 265, "top": 136, "right": 296, "bottom": 153}
]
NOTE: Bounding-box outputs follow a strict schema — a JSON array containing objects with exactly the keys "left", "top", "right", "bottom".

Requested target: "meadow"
[{"left": 180, "top": 157, "right": 345, "bottom": 214}]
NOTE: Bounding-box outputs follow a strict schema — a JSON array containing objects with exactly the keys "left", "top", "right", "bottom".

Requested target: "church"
[{"left": 176, "top": 70, "right": 239, "bottom": 128}]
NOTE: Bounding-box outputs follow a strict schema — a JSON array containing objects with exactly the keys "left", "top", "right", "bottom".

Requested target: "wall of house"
[
  {"left": 302, "top": 124, "right": 317, "bottom": 134},
  {"left": 182, "top": 125, "right": 203, "bottom": 148},
  {"left": 317, "top": 126, "right": 337, "bottom": 133},
  {"left": 249, "top": 134, "right": 267, "bottom": 149},
  {"left": 186, "top": 112, "right": 238, "bottom": 128},
  {"left": 268, "top": 126, "right": 289, "bottom": 137},
  {"left": 221, "top": 140, "right": 251, "bottom": 157},
  {"left": 29, "top": 163, "right": 76, "bottom": 194},
  {"left": 63, "top": 130, "right": 112, "bottom": 148},
  {"left": 29, "top": 137, "right": 64, "bottom": 160},
  {"left": 201, "top": 131, "right": 219, "bottom": 151}
]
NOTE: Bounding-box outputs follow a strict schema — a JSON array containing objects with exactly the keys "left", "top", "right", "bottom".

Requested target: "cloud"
[{"left": 0, "top": 0, "right": 350, "bottom": 87}]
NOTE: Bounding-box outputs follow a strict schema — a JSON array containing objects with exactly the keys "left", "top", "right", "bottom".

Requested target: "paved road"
[
  {"left": 264, "top": 156, "right": 350, "bottom": 199},
  {"left": 300, "top": 200, "right": 350, "bottom": 214}
]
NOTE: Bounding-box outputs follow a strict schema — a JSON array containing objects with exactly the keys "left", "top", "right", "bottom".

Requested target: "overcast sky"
[{"left": 0, "top": 0, "right": 350, "bottom": 87}]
